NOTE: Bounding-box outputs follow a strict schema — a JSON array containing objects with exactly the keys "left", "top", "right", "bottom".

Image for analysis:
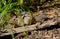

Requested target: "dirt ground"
[{"left": 0, "top": 6, "right": 60, "bottom": 39}]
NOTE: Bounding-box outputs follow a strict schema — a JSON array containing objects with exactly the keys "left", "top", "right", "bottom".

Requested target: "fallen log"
[{"left": 0, "top": 20, "right": 58, "bottom": 37}]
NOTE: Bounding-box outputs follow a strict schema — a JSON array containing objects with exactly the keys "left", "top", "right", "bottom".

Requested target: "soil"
[{"left": 0, "top": 5, "right": 60, "bottom": 39}]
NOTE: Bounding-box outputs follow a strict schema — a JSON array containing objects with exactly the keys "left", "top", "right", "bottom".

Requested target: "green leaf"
[
  {"left": 8, "top": 0, "right": 12, "bottom": 4},
  {"left": 18, "top": 0, "right": 23, "bottom": 5},
  {"left": 2, "top": 0, "right": 6, "bottom": 5}
]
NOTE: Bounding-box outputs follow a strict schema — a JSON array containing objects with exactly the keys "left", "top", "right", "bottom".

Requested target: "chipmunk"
[{"left": 22, "top": 11, "right": 48, "bottom": 25}]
